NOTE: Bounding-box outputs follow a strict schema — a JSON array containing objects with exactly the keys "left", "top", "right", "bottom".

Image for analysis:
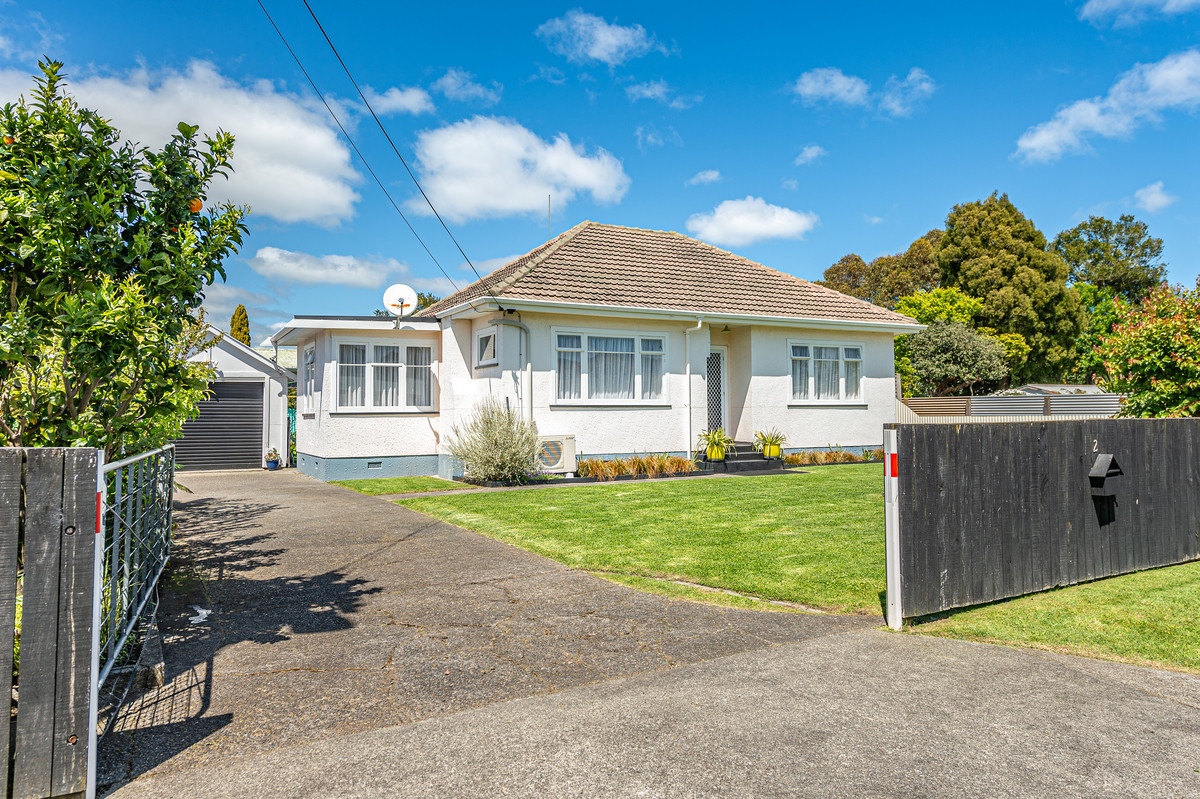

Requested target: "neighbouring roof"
[
  {"left": 253, "top": 346, "right": 298, "bottom": 370},
  {"left": 1007, "top": 384, "right": 1108, "bottom": 396},
  {"left": 420, "top": 221, "right": 918, "bottom": 327}
]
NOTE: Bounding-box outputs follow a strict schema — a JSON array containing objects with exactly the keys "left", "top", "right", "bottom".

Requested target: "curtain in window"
[
  {"left": 641, "top": 339, "right": 664, "bottom": 400},
  {"left": 557, "top": 334, "right": 582, "bottom": 399},
  {"left": 814, "top": 346, "right": 840, "bottom": 400},
  {"left": 588, "top": 336, "right": 635, "bottom": 399},
  {"left": 406, "top": 346, "right": 433, "bottom": 406},
  {"left": 373, "top": 345, "right": 400, "bottom": 407},
  {"left": 843, "top": 347, "right": 862, "bottom": 400},
  {"left": 338, "top": 344, "right": 366, "bottom": 407},
  {"left": 791, "top": 345, "right": 809, "bottom": 400}
]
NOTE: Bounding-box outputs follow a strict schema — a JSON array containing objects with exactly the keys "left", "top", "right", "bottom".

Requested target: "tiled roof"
[{"left": 420, "top": 221, "right": 918, "bottom": 326}]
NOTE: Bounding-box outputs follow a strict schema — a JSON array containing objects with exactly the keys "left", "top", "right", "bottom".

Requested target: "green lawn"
[
  {"left": 909, "top": 561, "right": 1200, "bottom": 674},
  {"left": 330, "top": 475, "right": 470, "bottom": 495},
  {"left": 399, "top": 466, "right": 887, "bottom": 614}
]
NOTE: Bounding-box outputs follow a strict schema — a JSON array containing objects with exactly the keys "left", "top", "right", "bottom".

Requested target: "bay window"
[
  {"left": 554, "top": 329, "right": 667, "bottom": 403},
  {"left": 790, "top": 342, "right": 864, "bottom": 402}
]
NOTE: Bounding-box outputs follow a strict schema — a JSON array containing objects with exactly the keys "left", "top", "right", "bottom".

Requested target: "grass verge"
[
  {"left": 330, "top": 475, "right": 470, "bottom": 495},
  {"left": 908, "top": 560, "right": 1200, "bottom": 674},
  {"left": 399, "top": 466, "right": 886, "bottom": 614}
]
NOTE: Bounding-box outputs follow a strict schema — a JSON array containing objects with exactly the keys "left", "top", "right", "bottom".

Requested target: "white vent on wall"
[{"left": 537, "top": 435, "right": 577, "bottom": 473}]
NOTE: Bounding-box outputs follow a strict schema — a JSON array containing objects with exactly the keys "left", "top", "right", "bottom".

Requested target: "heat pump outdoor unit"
[{"left": 537, "top": 435, "right": 577, "bottom": 474}]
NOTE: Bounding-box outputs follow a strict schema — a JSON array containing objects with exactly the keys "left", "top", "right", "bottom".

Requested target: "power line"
[
  {"left": 299, "top": 0, "right": 497, "bottom": 298},
  {"left": 256, "top": 1, "right": 461, "bottom": 297}
]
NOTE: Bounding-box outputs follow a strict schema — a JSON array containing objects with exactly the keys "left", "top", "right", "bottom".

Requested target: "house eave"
[
  {"left": 269, "top": 316, "right": 441, "bottom": 346},
  {"left": 435, "top": 297, "right": 925, "bottom": 334}
]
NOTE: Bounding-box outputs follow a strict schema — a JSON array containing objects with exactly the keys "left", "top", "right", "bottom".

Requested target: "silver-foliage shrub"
[{"left": 446, "top": 396, "right": 539, "bottom": 482}]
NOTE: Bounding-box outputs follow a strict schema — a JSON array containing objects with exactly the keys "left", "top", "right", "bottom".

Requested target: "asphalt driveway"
[{"left": 102, "top": 469, "right": 1200, "bottom": 798}]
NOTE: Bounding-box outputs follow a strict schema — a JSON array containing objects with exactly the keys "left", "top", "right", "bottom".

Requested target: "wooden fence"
[
  {"left": 0, "top": 448, "right": 100, "bottom": 799},
  {"left": 883, "top": 420, "right": 1200, "bottom": 628}
]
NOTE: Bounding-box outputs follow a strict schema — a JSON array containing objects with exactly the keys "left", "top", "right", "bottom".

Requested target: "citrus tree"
[
  {"left": 0, "top": 60, "right": 248, "bottom": 457},
  {"left": 1100, "top": 280, "right": 1200, "bottom": 418}
]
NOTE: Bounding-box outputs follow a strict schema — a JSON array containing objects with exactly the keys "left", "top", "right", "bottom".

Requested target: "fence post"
[
  {"left": 86, "top": 452, "right": 105, "bottom": 799},
  {"left": 884, "top": 426, "right": 904, "bottom": 631}
]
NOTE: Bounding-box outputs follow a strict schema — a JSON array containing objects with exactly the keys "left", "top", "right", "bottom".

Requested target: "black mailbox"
[{"left": 1089, "top": 454, "right": 1123, "bottom": 497}]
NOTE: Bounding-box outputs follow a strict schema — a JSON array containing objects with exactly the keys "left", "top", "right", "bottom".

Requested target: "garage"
[
  {"left": 174, "top": 381, "right": 266, "bottom": 470},
  {"left": 175, "top": 326, "right": 295, "bottom": 471}
]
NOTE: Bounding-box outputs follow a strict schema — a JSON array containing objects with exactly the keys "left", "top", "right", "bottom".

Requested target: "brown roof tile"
[{"left": 419, "top": 221, "right": 918, "bottom": 326}]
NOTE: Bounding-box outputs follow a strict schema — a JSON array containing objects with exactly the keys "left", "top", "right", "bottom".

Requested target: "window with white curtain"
[
  {"left": 334, "top": 339, "right": 436, "bottom": 411},
  {"left": 789, "top": 341, "right": 865, "bottom": 402},
  {"left": 406, "top": 346, "right": 433, "bottom": 406},
  {"left": 554, "top": 329, "right": 667, "bottom": 403}
]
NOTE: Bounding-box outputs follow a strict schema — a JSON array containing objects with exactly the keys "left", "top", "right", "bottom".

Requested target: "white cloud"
[
  {"left": 201, "top": 282, "right": 283, "bottom": 327},
  {"left": 247, "top": 247, "right": 406, "bottom": 288},
  {"left": 792, "top": 67, "right": 871, "bottom": 107},
  {"left": 625, "top": 78, "right": 700, "bottom": 109},
  {"left": 1079, "top": 0, "right": 1200, "bottom": 26},
  {"left": 0, "top": 61, "right": 361, "bottom": 226},
  {"left": 879, "top": 68, "right": 936, "bottom": 117},
  {"left": 458, "top": 254, "right": 524, "bottom": 273},
  {"left": 780, "top": 178, "right": 799, "bottom": 190},
  {"left": 432, "top": 68, "right": 502, "bottom": 105},
  {"left": 1134, "top": 180, "right": 1177, "bottom": 212},
  {"left": 864, "top": 214, "right": 884, "bottom": 225},
  {"left": 686, "top": 196, "right": 819, "bottom": 247},
  {"left": 0, "top": 12, "right": 62, "bottom": 63},
  {"left": 686, "top": 169, "right": 721, "bottom": 186},
  {"left": 364, "top": 85, "right": 434, "bottom": 115},
  {"left": 536, "top": 10, "right": 666, "bottom": 67},
  {"left": 634, "top": 123, "right": 682, "bottom": 152},
  {"left": 409, "top": 276, "right": 460, "bottom": 296},
  {"left": 410, "top": 116, "right": 630, "bottom": 223},
  {"left": 794, "top": 144, "right": 827, "bottom": 165},
  {"left": 1015, "top": 49, "right": 1200, "bottom": 162}
]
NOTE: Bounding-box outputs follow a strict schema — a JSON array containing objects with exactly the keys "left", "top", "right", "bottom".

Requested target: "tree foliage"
[
  {"left": 938, "top": 193, "right": 1082, "bottom": 382},
  {"left": 0, "top": 61, "right": 248, "bottom": 456},
  {"left": 818, "top": 231, "right": 942, "bottom": 309},
  {"left": 230, "top": 303, "right": 251, "bottom": 346},
  {"left": 895, "top": 287, "right": 981, "bottom": 325},
  {"left": 1052, "top": 214, "right": 1167, "bottom": 301},
  {"left": 1099, "top": 280, "right": 1200, "bottom": 418},
  {"left": 906, "top": 321, "right": 1009, "bottom": 397}
]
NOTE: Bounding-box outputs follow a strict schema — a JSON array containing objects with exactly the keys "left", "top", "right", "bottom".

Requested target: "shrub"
[{"left": 445, "top": 396, "right": 539, "bottom": 482}]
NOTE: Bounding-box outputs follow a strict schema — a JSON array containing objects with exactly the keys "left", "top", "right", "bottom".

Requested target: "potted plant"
[
  {"left": 754, "top": 428, "right": 787, "bottom": 459},
  {"left": 697, "top": 428, "right": 735, "bottom": 461},
  {"left": 265, "top": 448, "right": 281, "bottom": 471}
]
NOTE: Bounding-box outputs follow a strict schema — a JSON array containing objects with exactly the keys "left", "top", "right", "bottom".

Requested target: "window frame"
[
  {"left": 331, "top": 335, "right": 438, "bottom": 413},
  {"left": 474, "top": 326, "right": 499, "bottom": 368},
  {"left": 302, "top": 344, "right": 316, "bottom": 413},
  {"left": 551, "top": 325, "right": 670, "bottom": 406},
  {"left": 787, "top": 339, "right": 866, "bottom": 405}
]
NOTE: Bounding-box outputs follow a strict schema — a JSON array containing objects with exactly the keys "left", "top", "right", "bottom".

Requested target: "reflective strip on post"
[{"left": 883, "top": 427, "right": 903, "bottom": 631}]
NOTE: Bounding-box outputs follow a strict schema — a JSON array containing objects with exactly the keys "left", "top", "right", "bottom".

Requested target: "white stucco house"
[{"left": 269, "top": 222, "right": 923, "bottom": 481}]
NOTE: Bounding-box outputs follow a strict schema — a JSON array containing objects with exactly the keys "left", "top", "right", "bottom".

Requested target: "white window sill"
[
  {"left": 475, "top": 360, "right": 499, "bottom": 368},
  {"left": 330, "top": 408, "right": 438, "bottom": 416},
  {"left": 787, "top": 403, "right": 869, "bottom": 409},
  {"left": 550, "top": 402, "right": 673, "bottom": 409},
  {"left": 301, "top": 412, "right": 316, "bottom": 419}
]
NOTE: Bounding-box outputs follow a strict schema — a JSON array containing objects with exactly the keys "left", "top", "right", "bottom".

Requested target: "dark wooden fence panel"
[
  {"left": 893, "top": 420, "right": 1200, "bottom": 619},
  {"left": 0, "top": 448, "right": 98, "bottom": 799}
]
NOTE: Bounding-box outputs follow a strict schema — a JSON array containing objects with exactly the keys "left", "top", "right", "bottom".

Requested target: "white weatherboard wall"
[{"left": 192, "top": 335, "right": 291, "bottom": 468}]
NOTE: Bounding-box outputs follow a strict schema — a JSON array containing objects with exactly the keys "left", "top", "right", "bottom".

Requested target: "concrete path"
[{"left": 102, "top": 470, "right": 1200, "bottom": 798}]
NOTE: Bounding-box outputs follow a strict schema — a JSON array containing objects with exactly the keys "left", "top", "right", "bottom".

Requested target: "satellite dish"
[{"left": 382, "top": 283, "right": 418, "bottom": 317}]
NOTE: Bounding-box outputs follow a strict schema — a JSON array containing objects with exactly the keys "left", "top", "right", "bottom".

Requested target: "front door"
[{"left": 706, "top": 348, "right": 728, "bottom": 433}]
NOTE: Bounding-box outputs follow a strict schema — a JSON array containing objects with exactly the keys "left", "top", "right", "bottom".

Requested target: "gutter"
[{"left": 684, "top": 318, "right": 703, "bottom": 459}]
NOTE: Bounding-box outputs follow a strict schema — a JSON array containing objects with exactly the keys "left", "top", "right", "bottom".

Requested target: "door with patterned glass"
[{"left": 706, "top": 348, "right": 728, "bottom": 433}]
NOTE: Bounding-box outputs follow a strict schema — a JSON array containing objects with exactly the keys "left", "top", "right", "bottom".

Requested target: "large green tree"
[
  {"left": 1051, "top": 214, "right": 1167, "bottom": 301},
  {"left": 230, "top": 303, "right": 251, "bottom": 346},
  {"left": 1100, "top": 280, "right": 1200, "bottom": 417},
  {"left": 0, "top": 61, "right": 248, "bottom": 457},
  {"left": 818, "top": 231, "right": 941, "bottom": 309},
  {"left": 937, "top": 193, "right": 1082, "bottom": 382}
]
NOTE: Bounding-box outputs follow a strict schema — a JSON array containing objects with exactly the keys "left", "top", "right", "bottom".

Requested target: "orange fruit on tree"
[
  {"left": 2, "top": 136, "right": 13, "bottom": 145},
  {"left": 188, "top": 198, "right": 202, "bottom": 213}
]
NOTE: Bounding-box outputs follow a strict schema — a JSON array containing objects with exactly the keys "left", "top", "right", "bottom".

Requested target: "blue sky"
[{"left": 3, "top": 1, "right": 1198, "bottom": 342}]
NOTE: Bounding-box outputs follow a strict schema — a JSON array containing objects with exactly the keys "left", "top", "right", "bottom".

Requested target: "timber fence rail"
[
  {"left": 884, "top": 420, "right": 1200, "bottom": 629},
  {"left": 0, "top": 445, "right": 174, "bottom": 799}
]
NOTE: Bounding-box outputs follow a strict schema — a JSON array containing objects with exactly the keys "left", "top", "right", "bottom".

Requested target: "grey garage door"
[{"left": 174, "top": 381, "right": 264, "bottom": 470}]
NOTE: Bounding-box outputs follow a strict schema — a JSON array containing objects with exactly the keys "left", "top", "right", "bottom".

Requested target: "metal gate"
[
  {"left": 706, "top": 350, "right": 726, "bottom": 432},
  {"left": 173, "top": 381, "right": 263, "bottom": 470}
]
